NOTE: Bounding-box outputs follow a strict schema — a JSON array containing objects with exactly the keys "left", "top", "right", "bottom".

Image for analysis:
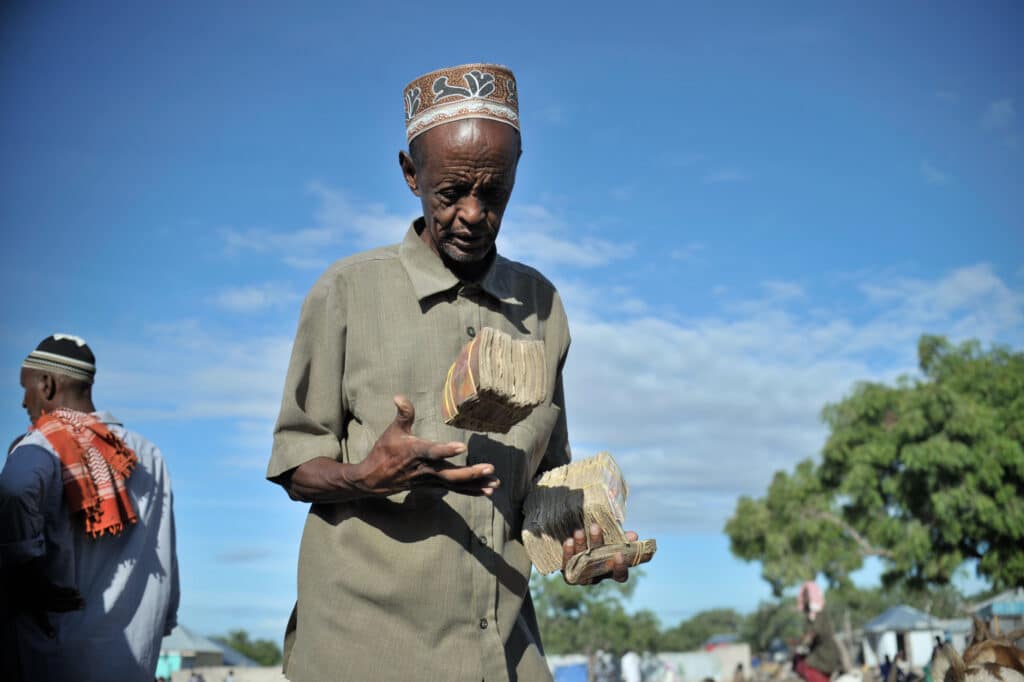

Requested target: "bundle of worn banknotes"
[
  {"left": 523, "top": 451, "right": 657, "bottom": 583},
  {"left": 441, "top": 326, "right": 547, "bottom": 433},
  {"left": 441, "top": 327, "right": 657, "bottom": 582}
]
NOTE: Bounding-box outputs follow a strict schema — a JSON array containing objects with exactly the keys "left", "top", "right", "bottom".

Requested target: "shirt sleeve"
[
  {"left": 536, "top": 291, "right": 572, "bottom": 476},
  {"left": 267, "top": 269, "right": 349, "bottom": 482},
  {"left": 164, "top": 487, "right": 180, "bottom": 635},
  {"left": 0, "top": 444, "right": 57, "bottom": 566}
]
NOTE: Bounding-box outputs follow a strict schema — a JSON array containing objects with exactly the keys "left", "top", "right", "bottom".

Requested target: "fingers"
[
  {"left": 560, "top": 525, "right": 595, "bottom": 573},
  {"left": 434, "top": 463, "right": 498, "bottom": 486},
  {"left": 430, "top": 462, "right": 500, "bottom": 497},
  {"left": 391, "top": 395, "right": 415, "bottom": 431},
  {"left": 559, "top": 525, "right": 637, "bottom": 585},
  {"left": 562, "top": 537, "right": 576, "bottom": 569},
  {"left": 574, "top": 528, "right": 587, "bottom": 555},
  {"left": 423, "top": 440, "right": 468, "bottom": 460},
  {"left": 611, "top": 551, "right": 628, "bottom": 583}
]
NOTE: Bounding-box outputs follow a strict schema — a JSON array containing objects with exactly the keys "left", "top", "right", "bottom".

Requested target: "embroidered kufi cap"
[
  {"left": 23, "top": 333, "right": 96, "bottom": 384},
  {"left": 404, "top": 63, "right": 519, "bottom": 143}
]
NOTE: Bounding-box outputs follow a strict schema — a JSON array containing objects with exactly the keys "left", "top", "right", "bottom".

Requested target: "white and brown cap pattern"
[
  {"left": 23, "top": 333, "right": 97, "bottom": 384},
  {"left": 404, "top": 63, "right": 519, "bottom": 143}
]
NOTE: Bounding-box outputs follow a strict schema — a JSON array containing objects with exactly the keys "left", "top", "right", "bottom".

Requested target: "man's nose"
[{"left": 458, "top": 195, "right": 487, "bottom": 225}]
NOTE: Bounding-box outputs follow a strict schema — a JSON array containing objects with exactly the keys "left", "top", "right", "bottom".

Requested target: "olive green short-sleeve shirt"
[{"left": 268, "top": 222, "right": 572, "bottom": 681}]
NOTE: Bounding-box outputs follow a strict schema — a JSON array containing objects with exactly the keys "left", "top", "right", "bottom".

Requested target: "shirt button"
[
  {"left": 479, "top": 618, "right": 488, "bottom": 629},
  {"left": 478, "top": 535, "right": 488, "bottom": 546},
  {"left": 467, "top": 326, "right": 476, "bottom": 338}
]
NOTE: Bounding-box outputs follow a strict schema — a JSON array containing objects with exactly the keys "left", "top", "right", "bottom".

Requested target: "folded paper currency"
[
  {"left": 522, "top": 451, "right": 656, "bottom": 580},
  {"left": 442, "top": 326, "right": 546, "bottom": 433},
  {"left": 563, "top": 539, "right": 658, "bottom": 584}
]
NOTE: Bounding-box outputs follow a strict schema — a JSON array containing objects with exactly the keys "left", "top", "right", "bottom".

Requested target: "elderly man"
[
  {"left": 268, "top": 63, "right": 637, "bottom": 681},
  {"left": 0, "top": 334, "right": 179, "bottom": 682}
]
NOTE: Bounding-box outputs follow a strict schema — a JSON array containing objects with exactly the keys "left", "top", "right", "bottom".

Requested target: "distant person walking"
[
  {"left": 793, "top": 580, "right": 842, "bottom": 682},
  {"left": 622, "top": 649, "right": 642, "bottom": 682},
  {"left": 0, "top": 334, "right": 179, "bottom": 682}
]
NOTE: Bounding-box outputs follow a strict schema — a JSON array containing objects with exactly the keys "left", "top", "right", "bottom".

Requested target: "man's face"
[
  {"left": 20, "top": 367, "right": 47, "bottom": 424},
  {"left": 405, "top": 119, "right": 520, "bottom": 269}
]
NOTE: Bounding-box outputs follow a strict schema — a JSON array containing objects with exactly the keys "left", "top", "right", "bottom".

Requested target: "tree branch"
[{"left": 808, "top": 510, "right": 895, "bottom": 559}]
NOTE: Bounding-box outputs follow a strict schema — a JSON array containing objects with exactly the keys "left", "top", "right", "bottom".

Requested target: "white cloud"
[
  {"left": 558, "top": 264, "right": 1023, "bottom": 534},
  {"left": 761, "top": 280, "right": 805, "bottom": 300},
  {"left": 98, "top": 319, "right": 294, "bottom": 431},
  {"left": 210, "top": 283, "right": 302, "bottom": 313},
  {"left": 308, "top": 182, "right": 410, "bottom": 247},
  {"left": 921, "top": 160, "right": 950, "bottom": 185},
  {"left": 498, "top": 204, "right": 632, "bottom": 269},
  {"left": 221, "top": 183, "right": 413, "bottom": 268},
  {"left": 221, "top": 186, "right": 627, "bottom": 272},
  {"left": 91, "top": 259, "right": 1023, "bottom": 539},
  {"left": 174, "top": 183, "right": 1024, "bottom": 539},
  {"left": 981, "top": 98, "right": 1016, "bottom": 131}
]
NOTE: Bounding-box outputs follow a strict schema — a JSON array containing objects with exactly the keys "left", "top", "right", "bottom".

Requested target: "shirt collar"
[
  {"left": 92, "top": 410, "right": 122, "bottom": 427},
  {"left": 399, "top": 220, "right": 521, "bottom": 304}
]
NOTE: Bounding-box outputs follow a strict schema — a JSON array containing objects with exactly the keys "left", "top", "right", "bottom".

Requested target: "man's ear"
[
  {"left": 398, "top": 150, "right": 421, "bottom": 196},
  {"left": 41, "top": 373, "right": 58, "bottom": 401}
]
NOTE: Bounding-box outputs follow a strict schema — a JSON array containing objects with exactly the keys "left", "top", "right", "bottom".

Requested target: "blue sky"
[{"left": 1, "top": 2, "right": 1021, "bottom": 639}]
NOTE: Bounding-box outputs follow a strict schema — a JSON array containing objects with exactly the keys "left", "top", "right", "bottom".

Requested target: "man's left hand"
[{"left": 560, "top": 523, "right": 639, "bottom": 585}]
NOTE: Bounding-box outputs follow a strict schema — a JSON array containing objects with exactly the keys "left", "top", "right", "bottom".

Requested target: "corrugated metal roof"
[
  {"left": 160, "top": 624, "right": 224, "bottom": 654},
  {"left": 864, "top": 605, "right": 937, "bottom": 633},
  {"left": 971, "top": 588, "right": 1024, "bottom": 618}
]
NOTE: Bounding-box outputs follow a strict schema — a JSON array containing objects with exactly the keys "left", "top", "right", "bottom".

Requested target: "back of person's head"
[
  {"left": 20, "top": 333, "right": 97, "bottom": 419},
  {"left": 23, "top": 334, "right": 96, "bottom": 385}
]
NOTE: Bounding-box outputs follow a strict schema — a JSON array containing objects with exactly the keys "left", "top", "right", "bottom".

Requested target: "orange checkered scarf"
[{"left": 33, "top": 408, "right": 138, "bottom": 537}]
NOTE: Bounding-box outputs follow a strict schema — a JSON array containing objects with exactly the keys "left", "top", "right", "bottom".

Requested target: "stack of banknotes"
[
  {"left": 522, "top": 451, "right": 657, "bottom": 584},
  {"left": 442, "top": 326, "right": 546, "bottom": 433}
]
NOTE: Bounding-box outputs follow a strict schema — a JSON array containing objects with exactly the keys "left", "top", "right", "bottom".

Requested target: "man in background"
[
  {"left": 0, "top": 334, "right": 179, "bottom": 682},
  {"left": 794, "top": 580, "right": 842, "bottom": 682}
]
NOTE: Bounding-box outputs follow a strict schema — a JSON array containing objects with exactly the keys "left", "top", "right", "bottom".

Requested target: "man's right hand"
[{"left": 285, "top": 395, "right": 500, "bottom": 503}]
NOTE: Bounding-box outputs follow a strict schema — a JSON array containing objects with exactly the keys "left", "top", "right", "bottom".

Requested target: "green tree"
[
  {"left": 726, "top": 336, "right": 1024, "bottom": 593},
  {"left": 739, "top": 600, "right": 804, "bottom": 653},
  {"left": 531, "top": 569, "right": 659, "bottom": 656},
  {"left": 660, "top": 608, "right": 744, "bottom": 652},
  {"left": 212, "top": 629, "right": 283, "bottom": 667}
]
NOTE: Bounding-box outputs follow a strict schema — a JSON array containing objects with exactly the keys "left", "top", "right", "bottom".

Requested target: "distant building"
[
  {"left": 704, "top": 634, "right": 740, "bottom": 650},
  {"left": 862, "top": 605, "right": 944, "bottom": 668},
  {"left": 156, "top": 625, "right": 224, "bottom": 678},
  {"left": 971, "top": 588, "right": 1024, "bottom": 637}
]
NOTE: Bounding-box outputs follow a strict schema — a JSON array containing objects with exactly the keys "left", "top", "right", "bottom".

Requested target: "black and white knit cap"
[{"left": 22, "top": 334, "right": 96, "bottom": 384}]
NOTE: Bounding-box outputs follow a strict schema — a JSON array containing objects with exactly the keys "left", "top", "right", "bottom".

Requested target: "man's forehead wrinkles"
[{"left": 435, "top": 166, "right": 510, "bottom": 183}]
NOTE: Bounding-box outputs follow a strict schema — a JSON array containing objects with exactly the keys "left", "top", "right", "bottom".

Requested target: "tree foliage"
[
  {"left": 726, "top": 335, "right": 1024, "bottom": 593},
  {"left": 212, "top": 629, "right": 283, "bottom": 667},
  {"left": 660, "top": 608, "right": 744, "bottom": 652},
  {"left": 531, "top": 570, "right": 661, "bottom": 656},
  {"left": 739, "top": 600, "right": 804, "bottom": 653},
  {"left": 532, "top": 571, "right": 971, "bottom": 657}
]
